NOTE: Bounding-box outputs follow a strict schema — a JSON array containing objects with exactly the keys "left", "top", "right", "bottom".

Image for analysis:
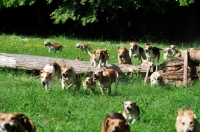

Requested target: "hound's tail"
[{"left": 88, "top": 50, "right": 92, "bottom": 56}]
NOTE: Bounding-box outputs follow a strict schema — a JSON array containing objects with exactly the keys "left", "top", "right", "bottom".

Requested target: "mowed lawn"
[{"left": 0, "top": 34, "right": 200, "bottom": 132}]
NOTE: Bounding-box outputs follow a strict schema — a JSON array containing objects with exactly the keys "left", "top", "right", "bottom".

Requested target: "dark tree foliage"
[{"left": 0, "top": 0, "right": 195, "bottom": 25}]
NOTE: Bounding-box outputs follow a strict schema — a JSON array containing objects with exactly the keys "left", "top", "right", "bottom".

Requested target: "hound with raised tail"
[
  {"left": 76, "top": 43, "right": 91, "bottom": 53},
  {"left": 44, "top": 41, "right": 64, "bottom": 53},
  {"left": 40, "top": 61, "right": 61, "bottom": 90},
  {"left": 93, "top": 69, "right": 118, "bottom": 95},
  {"left": 129, "top": 41, "right": 146, "bottom": 61},
  {"left": 88, "top": 49, "right": 109, "bottom": 68},
  {"left": 145, "top": 42, "right": 162, "bottom": 64}
]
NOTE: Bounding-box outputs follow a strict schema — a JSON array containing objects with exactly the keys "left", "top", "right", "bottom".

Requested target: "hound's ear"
[
  {"left": 178, "top": 109, "right": 184, "bottom": 116},
  {"left": 118, "top": 46, "right": 121, "bottom": 49},
  {"left": 145, "top": 42, "right": 151, "bottom": 46},
  {"left": 40, "top": 70, "right": 44, "bottom": 74},
  {"left": 170, "top": 45, "right": 176, "bottom": 49},
  {"left": 67, "top": 67, "right": 74, "bottom": 71},
  {"left": 47, "top": 72, "right": 52, "bottom": 76},
  {"left": 105, "top": 118, "right": 111, "bottom": 127},
  {"left": 123, "top": 120, "right": 130, "bottom": 131},
  {"left": 93, "top": 50, "right": 96, "bottom": 54},
  {"left": 99, "top": 71, "right": 104, "bottom": 74},
  {"left": 62, "top": 64, "right": 66, "bottom": 68},
  {"left": 194, "top": 114, "right": 197, "bottom": 119},
  {"left": 16, "top": 114, "right": 25, "bottom": 120},
  {"left": 132, "top": 102, "right": 137, "bottom": 106},
  {"left": 16, "top": 113, "right": 27, "bottom": 124}
]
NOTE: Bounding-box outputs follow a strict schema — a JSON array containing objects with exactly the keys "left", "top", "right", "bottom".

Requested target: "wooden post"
[
  {"left": 183, "top": 50, "right": 188, "bottom": 87},
  {"left": 144, "top": 65, "right": 151, "bottom": 84}
]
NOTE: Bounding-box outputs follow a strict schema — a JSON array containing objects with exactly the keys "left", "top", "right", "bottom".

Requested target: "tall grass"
[{"left": 0, "top": 34, "right": 200, "bottom": 132}]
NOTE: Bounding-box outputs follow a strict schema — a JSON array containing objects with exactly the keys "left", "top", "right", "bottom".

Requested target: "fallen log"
[
  {"left": 0, "top": 53, "right": 152, "bottom": 74},
  {"left": 157, "top": 57, "right": 199, "bottom": 86},
  {"left": 0, "top": 53, "right": 200, "bottom": 86},
  {"left": 175, "top": 49, "right": 200, "bottom": 65}
]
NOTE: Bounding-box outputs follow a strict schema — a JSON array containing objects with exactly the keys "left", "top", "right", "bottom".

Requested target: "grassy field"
[{"left": 0, "top": 34, "right": 200, "bottom": 132}]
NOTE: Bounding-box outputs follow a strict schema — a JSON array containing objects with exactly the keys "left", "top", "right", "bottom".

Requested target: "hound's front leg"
[
  {"left": 114, "top": 78, "right": 118, "bottom": 95},
  {"left": 45, "top": 84, "right": 49, "bottom": 90},
  {"left": 98, "top": 60, "right": 102, "bottom": 68},
  {"left": 129, "top": 50, "right": 132, "bottom": 58},
  {"left": 100, "top": 86, "right": 105, "bottom": 95},
  {"left": 67, "top": 83, "right": 74, "bottom": 90},
  {"left": 94, "top": 61, "right": 98, "bottom": 68},
  {"left": 49, "top": 79, "right": 55, "bottom": 89},
  {"left": 61, "top": 81, "right": 65, "bottom": 90},
  {"left": 131, "top": 119, "right": 136, "bottom": 124}
]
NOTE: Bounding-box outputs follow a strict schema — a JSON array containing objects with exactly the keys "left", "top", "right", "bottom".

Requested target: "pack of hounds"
[
  {"left": 42, "top": 40, "right": 181, "bottom": 90},
  {"left": 3, "top": 41, "right": 195, "bottom": 132}
]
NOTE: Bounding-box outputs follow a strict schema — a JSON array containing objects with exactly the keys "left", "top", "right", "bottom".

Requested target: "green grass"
[{"left": 0, "top": 34, "right": 200, "bottom": 132}]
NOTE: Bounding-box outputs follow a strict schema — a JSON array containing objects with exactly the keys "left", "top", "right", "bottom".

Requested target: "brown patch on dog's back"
[
  {"left": 104, "top": 69, "right": 118, "bottom": 83},
  {"left": 49, "top": 61, "right": 61, "bottom": 79},
  {"left": 82, "top": 43, "right": 90, "bottom": 48}
]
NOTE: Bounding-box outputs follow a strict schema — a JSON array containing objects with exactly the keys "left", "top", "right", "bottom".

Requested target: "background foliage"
[
  {"left": 0, "top": 0, "right": 199, "bottom": 42},
  {"left": 0, "top": 0, "right": 195, "bottom": 25}
]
